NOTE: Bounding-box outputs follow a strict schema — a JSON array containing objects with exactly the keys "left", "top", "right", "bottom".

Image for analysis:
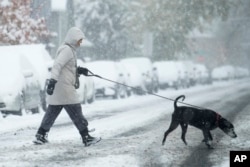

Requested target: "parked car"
[
  {"left": 0, "top": 54, "right": 41, "bottom": 117},
  {"left": 119, "top": 61, "right": 145, "bottom": 95},
  {"left": 194, "top": 63, "right": 211, "bottom": 85},
  {"left": 212, "top": 65, "right": 235, "bottom": 81},
  {"left": 0, "top": 96, "right": 5, "bottom": 109},
  {"left": 85, "top": 60, "right": 127, "bottom": 99},
  {"left": 175, "top": 61, "right": 190, "bottom": 88},
  {"left": 77, "top": 59, "right": 95, "bottom": 104},
  {"left": 234, "top": 67, "right": 249, "bottom": 79},
  {"left": 10, "top": 44, "right": 53, "bottom": 111},
  {"left": 116, "top": 62, "right": 132, "bottom": 96},
  {"left": 120, "top": 57, "right": 159, "bottom": 94},
  {"left": 182, "top": 61, "right": 197, "bottom": 86},
  {"left": 153, "top": 61, "right": 181, "bottom": 89}
]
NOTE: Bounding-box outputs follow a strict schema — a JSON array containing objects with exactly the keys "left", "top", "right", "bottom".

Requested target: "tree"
[
  {"left": 215, "top": 0, "right": 250, "bottom": 67},
  {"left": 75, "top": 0, "right": 234, "bottom": 61},
  {"left": 0, "top": 0, "right": 51, "bottom": 45},
  {"left": 75, "top": 0, "right": 130, "bottom": 60},
  {"left": 125, "top": 0, "right": 232, "bottom": 60}
]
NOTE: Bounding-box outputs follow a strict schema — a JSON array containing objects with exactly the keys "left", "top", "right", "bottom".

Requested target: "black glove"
[
  {"left": 77, "top": 67, "right": 89, "bottom": 76},
  {"left": 46, "top": 79, "right": 57, "bottom": 95}
]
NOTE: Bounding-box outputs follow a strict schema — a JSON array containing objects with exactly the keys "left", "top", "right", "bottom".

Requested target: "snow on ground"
[
  {"left": 0, "top": 79, "right": 250, "bottom": 167},
  {"left": 210, "top": 98, "right": 250, "bottom": 167},
  {"left": 0, "top": 79, "right": 244, "bottom": 132}
]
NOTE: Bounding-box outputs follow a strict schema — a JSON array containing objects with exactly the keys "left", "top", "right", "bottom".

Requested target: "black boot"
[
  {"left": 80, "top": 128, "right": 101, "bottom": 146},
  {"left": 33, "top": 128, "right": 49, "bottom": 144}
]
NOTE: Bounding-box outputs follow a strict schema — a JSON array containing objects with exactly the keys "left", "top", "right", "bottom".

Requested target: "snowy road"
[{"left": 0, "top": 79, "right": 250, "bottom": 167}]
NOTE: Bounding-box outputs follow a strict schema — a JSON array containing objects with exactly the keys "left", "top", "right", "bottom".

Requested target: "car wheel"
[
  {"left": 87, "top": 94, "right": 95, "bottom": 104},
  {"left": 112, "top": 88, "right": 119, "bottom": 99},
  {"left": 127, "top": 89, "right": 132, "bottom": 97},
  {"left": 153, "top": 83, "right": 159, "bottom": 93},
  {"left": 112, "top": 92, "right": 118, "bottom": 99},
  {"left": 31, "top": 107, "right": 39, "bottom": 114},
  {"left": 1, "top": 111, "right": 6, "bottom": 118},
  {"left": 119, "top": 86, "right": 127, "bottom": 99}
]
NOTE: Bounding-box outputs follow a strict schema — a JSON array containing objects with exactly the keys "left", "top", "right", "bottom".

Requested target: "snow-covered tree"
[
  {"left": 125, "top": 0, "right": 233, "bottom": 60},
  {"left": 75, "top": 0, "right": 234, "bottom": 61},
  {"left": 75, "top": 0, "right": 130, "bottom": 60},
  {"left": 0, "top": 0, "right": 51, "bottom": 45}
]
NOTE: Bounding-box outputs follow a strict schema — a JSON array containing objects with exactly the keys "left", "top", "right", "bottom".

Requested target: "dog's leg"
[
  {"left": 202, "top": 130, "right": 214, "bottom": 149},
  {"left": 180, "top": 123, "right": 188, "bottom": 145},
  {"left": 202, "top": 131, "right": 213, "bottom": 142},
  {"left": 162, "top": 120, "right": 179, "bottom": 145},
  {"left": 208, "top": 131, "right": 213, "bottom": 141}
]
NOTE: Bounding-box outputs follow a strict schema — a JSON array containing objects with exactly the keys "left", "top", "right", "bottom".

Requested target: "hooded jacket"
[{"left": 47, "top": 27, "right": 85, "bottom": 105}]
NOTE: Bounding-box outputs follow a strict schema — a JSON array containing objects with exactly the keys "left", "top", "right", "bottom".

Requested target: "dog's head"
[{"left": 219, "top": 118, "right": 237, "bottom": 138}]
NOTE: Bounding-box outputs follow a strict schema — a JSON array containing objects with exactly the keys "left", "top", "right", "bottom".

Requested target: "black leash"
[{"left": 86, "top": 70, "right": 205, "bottom": 109}]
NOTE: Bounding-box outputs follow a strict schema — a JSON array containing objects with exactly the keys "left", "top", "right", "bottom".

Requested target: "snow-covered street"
[
  {"left": 0, "top": 79, "right": 249, "bottom": 167},
  {"left": 1, "top": 1, "right": 250, "bottom": 167}
]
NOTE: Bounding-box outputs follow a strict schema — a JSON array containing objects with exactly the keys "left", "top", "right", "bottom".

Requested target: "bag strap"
[{"left": 64, "top": 43, "right": 80, "bottom": 89}]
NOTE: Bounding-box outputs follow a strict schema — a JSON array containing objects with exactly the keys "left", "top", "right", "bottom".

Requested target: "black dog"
[{"left": 162, "top": 95, "right": 237, "bottom": 149}]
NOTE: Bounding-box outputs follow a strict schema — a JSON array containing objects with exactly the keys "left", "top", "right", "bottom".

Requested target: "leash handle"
[{"left": 87, "top": 70, "right": 102, "bottom": 78}]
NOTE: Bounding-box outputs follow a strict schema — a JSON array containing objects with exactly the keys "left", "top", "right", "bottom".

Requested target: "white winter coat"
[{"left": 47, "top": 27, "right": 84, "bottom": 105}]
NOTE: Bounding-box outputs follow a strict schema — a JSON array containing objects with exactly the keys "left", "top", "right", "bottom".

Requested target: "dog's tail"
[{"left": 174, "top": 95, "right": 185, "bottom": 109}]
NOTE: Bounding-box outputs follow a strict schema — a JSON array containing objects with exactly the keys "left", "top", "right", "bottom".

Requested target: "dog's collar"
[{"left": 216, "top": 113, "right": 221, "bottom": 126}]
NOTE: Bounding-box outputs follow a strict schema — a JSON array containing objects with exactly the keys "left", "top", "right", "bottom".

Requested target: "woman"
[{"left": 34, "top": 27, "right": 100, "bottom": 146}]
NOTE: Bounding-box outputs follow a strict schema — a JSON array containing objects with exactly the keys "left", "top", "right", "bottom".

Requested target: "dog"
[{"left": 162, "top": 95, "right": 237, "bottom": 149}]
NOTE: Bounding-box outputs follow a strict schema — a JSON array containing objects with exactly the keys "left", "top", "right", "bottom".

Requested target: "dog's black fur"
[{"left": 162, "top": 95, "right": 237, "bottom": 149}]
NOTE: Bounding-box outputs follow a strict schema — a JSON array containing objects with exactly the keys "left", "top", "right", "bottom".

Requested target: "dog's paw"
[
  {"left": 207, "top": 145, "right": 214, "bottom": 149},
  {"left": 205, "top": 141, "right": 214, "bottom": 149}
]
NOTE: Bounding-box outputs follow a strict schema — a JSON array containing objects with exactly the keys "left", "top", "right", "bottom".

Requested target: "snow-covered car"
[
  {"left": 116, "top": 62, "right": 132, "bottom": 96},
  {"left": 234, "top": 67, "right": 249, "bottom": 79},
  {"left": 182, "top": 61, "right": 197, "bottom": 86},
  {"left": 0, "top": 54, "right": 41, "bottom": 117},
  {"left": 119, "top": 61, "right": 145, "bottom": 95},
  {"left": 85, "top": 60, "right": 127, "bottom": 99},
  {"left": 120, "top": 57, "right": 159, "bottom": 94},
  {"left": 212, "top": 65, "right": 235, "bottom": 81},
  {"left": 77, "top": 59, "right": 95, "bottom": 104},
  {"left": 0, "top": 96, "right": 5, "bottom": 109},
  {"left": 175, "top": 61, "right": 190, "bottom": 88},
  {"left": 153, "top": 61, "right": 181, "bottom": 89},
  {"left": 194, "top": 63, "right": 211, "bottom": 85},
  {"left": 8, "top": 44, "right": 53, "bottom": 111}
]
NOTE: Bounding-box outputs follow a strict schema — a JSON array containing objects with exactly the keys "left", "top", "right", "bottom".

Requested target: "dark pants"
[{"left": 37, "top": 104, "right": 88, "bottom": 135}]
